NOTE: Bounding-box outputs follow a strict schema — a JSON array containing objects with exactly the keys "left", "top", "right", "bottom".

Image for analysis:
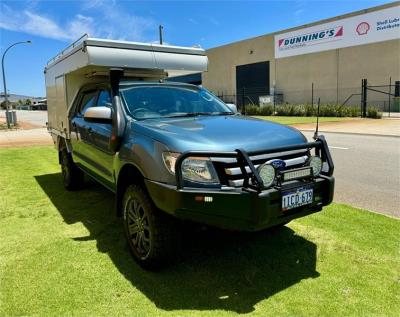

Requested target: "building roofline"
[{"left": 207, "top": 1, "right": 399, "bottom": 51}]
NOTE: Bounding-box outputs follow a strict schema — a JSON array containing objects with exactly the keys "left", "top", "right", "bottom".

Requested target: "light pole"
[{"left": 2, "top": 40, "right": 32, "bottom": 128}]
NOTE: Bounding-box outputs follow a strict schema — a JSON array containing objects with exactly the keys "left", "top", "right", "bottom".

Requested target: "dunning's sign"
[
  {"left": 275, "top": 5, "right": 400, "bottom": 58},
  {"left": 278, "top": 26, "right": 343, "bottom": 50}
]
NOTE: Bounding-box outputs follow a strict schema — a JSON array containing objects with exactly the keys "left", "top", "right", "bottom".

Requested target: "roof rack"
[{"left": 47, "top": 33, "right": 89, "bottom": 65}]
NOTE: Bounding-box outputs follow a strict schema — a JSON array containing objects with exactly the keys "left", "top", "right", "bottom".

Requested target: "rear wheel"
[
  {"left": 60, "top": 149, "right": 84, "bottom": 190},
  {"left": 122, "top": 184, "right": 180, "bottom": 269}
]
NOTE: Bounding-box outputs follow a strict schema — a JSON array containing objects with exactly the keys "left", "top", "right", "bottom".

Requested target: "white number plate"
[{"left": 282, "top": 187, "right": 313, "bottom": 211}]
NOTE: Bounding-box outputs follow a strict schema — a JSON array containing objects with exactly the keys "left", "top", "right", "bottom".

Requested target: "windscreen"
[{"left": 119, "top": 85, "right": 233, "bottom": 120}]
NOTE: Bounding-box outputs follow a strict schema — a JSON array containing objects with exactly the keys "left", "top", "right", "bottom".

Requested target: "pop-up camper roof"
[
  {"left": 45, "top": 35, "right": 208, "bottom": 137},
  {"left": 45, "top": 34, "right": 208, "bottom": 78}
]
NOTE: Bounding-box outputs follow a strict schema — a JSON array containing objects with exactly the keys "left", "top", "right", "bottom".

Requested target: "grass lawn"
[
  {"left": 1, "top": 146, "right": 399, "bottom": 316},
  {"left": 253, "top": 116, "right": 354, "bottom": 125}
]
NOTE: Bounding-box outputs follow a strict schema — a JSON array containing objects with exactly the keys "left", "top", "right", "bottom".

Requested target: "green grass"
[
  {"left": 253, "top": 116, "right": 353, "bottom": 125},
  {"left": 1, "top": 146, "right": 399, "bottom": 316}
]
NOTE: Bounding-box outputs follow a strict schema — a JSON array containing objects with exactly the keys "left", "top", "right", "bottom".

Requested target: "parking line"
[{"left": 330, "top": 146, "right": 349, "bottom": 150}]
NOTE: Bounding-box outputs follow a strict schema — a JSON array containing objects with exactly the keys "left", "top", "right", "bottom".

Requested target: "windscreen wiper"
[
  {"left": 164, "top": 112, "right": 214, "bottom": 118},
  {"left": 213, "top": 111, "right": 235, "bottom": 115}
]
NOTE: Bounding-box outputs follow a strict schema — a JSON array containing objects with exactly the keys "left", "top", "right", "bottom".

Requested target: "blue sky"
[{"left": 0, "top": 0, "right": 393, "bottom": 97}]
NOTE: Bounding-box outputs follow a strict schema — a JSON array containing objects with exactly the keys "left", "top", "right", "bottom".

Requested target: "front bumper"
[{"left": 145, "top": 175, "right": 334, "bottom": 231}]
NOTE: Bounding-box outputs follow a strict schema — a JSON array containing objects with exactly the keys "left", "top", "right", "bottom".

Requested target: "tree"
[
  {"left": 0, "top": 100, "right": 10, "bottom": 110},
  {"left": 25, "top": 98, "right": 32, "bottom": 105}
]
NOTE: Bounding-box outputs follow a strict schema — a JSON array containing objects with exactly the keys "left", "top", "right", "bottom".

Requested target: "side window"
[
  {"left": 97, "top": 90, "right": 112, "bottom": 108},
  {"left": 79, "top": 91, "right": 97, "bottom": 115}
]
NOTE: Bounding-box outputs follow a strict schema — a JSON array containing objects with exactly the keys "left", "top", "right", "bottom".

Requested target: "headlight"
[
  {"left": 162, "top": 152, "right": 219, "bottom": 184},
  {"left": 257, "top": 163, "right": 276, "bottom": 188},
  {"left": 308, "top": 156, "right": 322, "bottom": 176}
]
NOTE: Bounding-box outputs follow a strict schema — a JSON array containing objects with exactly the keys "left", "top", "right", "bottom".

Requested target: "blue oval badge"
[{"left": 270, "top": 159, "right": 286, "bottom": 170}]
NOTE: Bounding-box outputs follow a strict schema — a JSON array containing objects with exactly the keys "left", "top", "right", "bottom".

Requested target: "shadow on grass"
[{"left": 35, "top": 172, "right": 319, "bottom": 314}]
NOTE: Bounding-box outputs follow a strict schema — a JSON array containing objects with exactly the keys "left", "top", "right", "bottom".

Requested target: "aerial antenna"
[
  {"left": 313, "top": 97, "right": 320, "bottom": 140},
  {"left": 159, "top": 25, "right": 163, "bottom": 45}
]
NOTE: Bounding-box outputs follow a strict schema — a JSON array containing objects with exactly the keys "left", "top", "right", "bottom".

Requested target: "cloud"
[
  {"left": 293, "top": 0, "right": 306, "bottom": 22},
  {"left": 294, "top": 9, "right": 304, "bottom": 17},
  {"left": 0, "top": 4, "right": 95, "bottom": 41},
  {"left": 82, "top": 0, "right": 116, "bottom": 10},
  {"left": 208, "top": 17, "right": 219, "bottom": 26},
  {"left": 0, "top": 2, "right": 155, "bottom": 42},
  {"left": 188, "top": 18, "right": 198, "bottom": 25},
  {"left": 80, "top": 0, "right": 155, "bottom": 41}
]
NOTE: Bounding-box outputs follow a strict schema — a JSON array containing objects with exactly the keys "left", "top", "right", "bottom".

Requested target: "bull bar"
[{"left": 175, "top": 135, "right": 334, "bottom": 191}]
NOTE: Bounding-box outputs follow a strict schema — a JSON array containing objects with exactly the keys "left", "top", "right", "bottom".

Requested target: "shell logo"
[{"left": 356, "top": 22, "right": 370, "bottom": 35}]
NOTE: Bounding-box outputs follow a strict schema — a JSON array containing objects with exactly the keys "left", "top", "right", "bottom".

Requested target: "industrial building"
[{"left": 199, "top": 2, "right": 400, "bottom": 109}]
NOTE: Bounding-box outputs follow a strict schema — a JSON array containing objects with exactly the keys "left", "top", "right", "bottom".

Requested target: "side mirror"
[
  {"left": 84, "top": 106, "right": 112, "bottom": 123},
  {"left": 226, "top": 103, "right": 238, "bottom": 114}
]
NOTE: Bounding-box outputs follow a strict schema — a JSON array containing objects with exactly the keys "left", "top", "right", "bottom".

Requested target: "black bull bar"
[{"left": 175, "top": 135, "right": 334, "bottom": 191}]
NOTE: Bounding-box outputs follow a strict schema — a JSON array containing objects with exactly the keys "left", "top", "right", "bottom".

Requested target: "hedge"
[{"left": 243, "top": 104, "right": 382, "bottom": 119}]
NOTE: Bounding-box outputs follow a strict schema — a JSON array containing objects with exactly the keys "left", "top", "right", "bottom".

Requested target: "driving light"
[
  {"left": 308, "top": 156, "right": 322, "bottom": 176},
  {"left": 257, "top": 163, "right": 276, "bottom": 188},
  {"left": 162, "top": 152, "right": 219, "bottom": 184}
]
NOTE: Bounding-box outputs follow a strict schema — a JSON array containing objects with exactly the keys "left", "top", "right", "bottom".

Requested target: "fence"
[
  {"left": 216, "top": 79, "right": 400, "bottom": 117},
  {"left": 361, "top": 79, "right": 399, "bottom": 117}
]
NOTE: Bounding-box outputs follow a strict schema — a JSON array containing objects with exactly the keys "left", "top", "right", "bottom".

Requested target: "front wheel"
[{"left": 122, "top": 184, "right": 180, "bottom": 269}]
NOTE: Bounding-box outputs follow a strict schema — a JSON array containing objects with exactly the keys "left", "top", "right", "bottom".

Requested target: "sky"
[{"left": 0, "top": 0, "right": 394, "bottom": 97}]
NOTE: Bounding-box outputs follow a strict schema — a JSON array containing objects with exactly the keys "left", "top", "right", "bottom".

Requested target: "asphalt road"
[{"left": 303, "top": 131, "right": 400, "bottom": 218}]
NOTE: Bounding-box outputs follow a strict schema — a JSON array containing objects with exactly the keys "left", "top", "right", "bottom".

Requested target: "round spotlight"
[
  {"left": 309, "top": 156, "right": 322, "bottom": 176},
  {"left": 257, "top": 163, "right": 276, "bottom": 188}
]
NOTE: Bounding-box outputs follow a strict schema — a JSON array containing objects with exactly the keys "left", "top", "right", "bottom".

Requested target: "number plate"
[{"left": 282, "top": 187, "right": 313, "bottom": 211}]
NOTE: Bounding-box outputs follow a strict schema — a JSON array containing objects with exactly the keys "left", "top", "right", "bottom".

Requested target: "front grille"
[{"left": 212, "top": 149, "right": 309, "bottom": 187}]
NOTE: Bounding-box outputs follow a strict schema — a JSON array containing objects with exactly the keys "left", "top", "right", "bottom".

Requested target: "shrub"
[
  {"left": 318, "top": 104, "right": 337, "bottom": 117},
  {"left": 244, "top": 104, "right": 260, "bottom": 115},
  {"left": 274, "top": 103, "right": 364, "bottom": 117},
  {"left": 246, "top": 103, "right": 380, "bottom": 119},
  {"left": 304, "top": 104, "right": 314, "bottom": 116},
  {"left": 275, "top": 104, "right": 292, "bottom": 116},
  {"left": 366, "top": 106, "right": 382, "bottom": 119},
  {"left": 259, "top": 105, "right": 274, "bottom": 115}
]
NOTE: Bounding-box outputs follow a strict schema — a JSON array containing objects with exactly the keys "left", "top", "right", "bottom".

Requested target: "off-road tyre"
[
  {"left": 122, "top": 184, "right": 180, "bottom": 270},
  {"left": 60, "top": 149, "right": 84, "bottom": 190}
]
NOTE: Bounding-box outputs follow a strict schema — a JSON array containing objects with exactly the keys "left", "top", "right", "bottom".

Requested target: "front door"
[
  {"left": 85, "top": 89, "right": 114, "bottom": 186},
  {"left": 70, "top": 89, "right": 97, "bottom": 169}
]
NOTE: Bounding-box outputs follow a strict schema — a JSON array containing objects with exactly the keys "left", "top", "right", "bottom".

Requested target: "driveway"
[{"left": 0, "top": 128, "right": 52, "bottom": 147}]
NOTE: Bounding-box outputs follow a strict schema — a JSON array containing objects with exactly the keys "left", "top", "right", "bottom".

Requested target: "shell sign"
[
  {"left": 275, "top": 5, "right": 400, "bottom": 58},
  {"left": 356, "top": 22, "right": 370, "bottom": 35}
]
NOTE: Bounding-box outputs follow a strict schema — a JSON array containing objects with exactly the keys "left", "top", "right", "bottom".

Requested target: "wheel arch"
[
  {"left": 116, "top": 163, "right": 145, "bottom": 217},
  {"left": 57, "top": 136, "right": 70, "bottom": 164}
]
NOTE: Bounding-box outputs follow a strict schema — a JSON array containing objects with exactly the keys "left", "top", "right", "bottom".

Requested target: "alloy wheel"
[{"left": 126, "top": 198, "right": 151, "bottom": 259}]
